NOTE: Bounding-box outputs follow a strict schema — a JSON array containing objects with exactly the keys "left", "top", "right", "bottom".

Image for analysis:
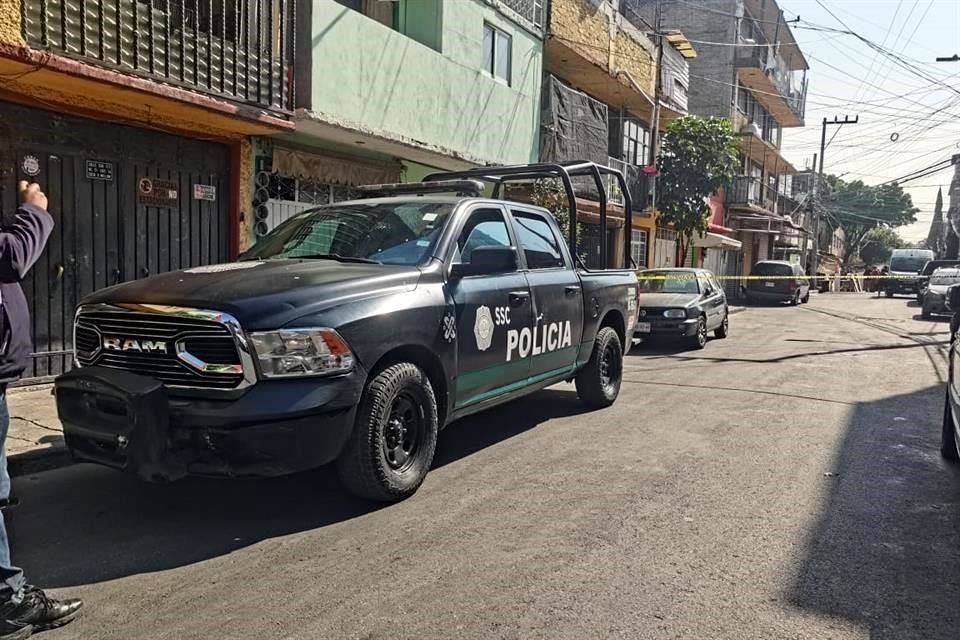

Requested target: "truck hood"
[
  {"left": 637, "top": 293, "right": 699, "bottom": 307},
  {"left": 82, "top": 259, "right": 422, "bottom": 328}
]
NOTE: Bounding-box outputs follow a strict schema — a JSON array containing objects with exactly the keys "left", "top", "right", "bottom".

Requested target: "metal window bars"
[{"left": 22, "top": 0, "right": 294, "bottom": 112}]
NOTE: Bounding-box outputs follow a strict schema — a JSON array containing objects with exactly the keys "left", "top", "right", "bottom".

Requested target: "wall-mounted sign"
[
  {"left": 137, "top": 177, "right": 178, "bottom": 207},
  {"left": 21, "top": 155, "right": 40, "bottom": 177},
  {"left": 193, "top": 184, "right": 217, "bottom": 201},
  {"left": 85, "top": 160, "right": 113, "bottom": 182}
]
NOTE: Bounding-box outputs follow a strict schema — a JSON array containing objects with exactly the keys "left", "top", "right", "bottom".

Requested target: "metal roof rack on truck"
[
  {"left": 421, "top": 161, "right": 632, "bottom": 271},
  {"left": 355, "top": 179, "right": 486, "bottom": 198}
]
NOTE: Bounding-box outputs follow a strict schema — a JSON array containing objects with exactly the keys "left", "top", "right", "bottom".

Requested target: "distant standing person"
[{"left": 0, "top": 182, "right": 82, "bottom": 639}]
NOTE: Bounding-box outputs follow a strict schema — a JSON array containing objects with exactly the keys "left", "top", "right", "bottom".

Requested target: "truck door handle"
[
  {"left": 565, "top": 285, "right": 581, "bottom": 296},
  {"left": 508, "top": 291, "right": 529, "bottom": 306}
]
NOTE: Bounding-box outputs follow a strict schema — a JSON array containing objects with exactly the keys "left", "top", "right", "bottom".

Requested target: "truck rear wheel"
[
  {"left": 575, "top": 326, "right": 623, "bottom": 408},
  {"left": 336, "top": 362, "right": 438, "bottom": 502}
]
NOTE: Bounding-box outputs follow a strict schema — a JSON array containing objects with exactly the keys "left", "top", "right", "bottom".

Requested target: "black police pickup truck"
[{"left": 55, "top": 163, "right": 640, "bottom": 502}]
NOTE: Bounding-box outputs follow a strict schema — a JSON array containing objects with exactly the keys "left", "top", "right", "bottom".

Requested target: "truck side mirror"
[
  {"left": 450, "top": 245, "right": 517, "bottom": 278},
  {"left": 948, "top": 284, "right": 960, "bottom": 312}
]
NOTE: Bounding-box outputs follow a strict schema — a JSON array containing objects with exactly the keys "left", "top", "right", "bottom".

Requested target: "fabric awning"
[
  {"left": 272, "top": 146, "right": 401, "bottom": 186},
  {"left": 694, "top": 232, "right": 742, "bottom": 250}
]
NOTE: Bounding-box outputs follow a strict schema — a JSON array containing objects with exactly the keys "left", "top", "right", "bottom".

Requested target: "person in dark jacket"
[{"left": 0, "top": 182, "right": 82, "bottom": 639}]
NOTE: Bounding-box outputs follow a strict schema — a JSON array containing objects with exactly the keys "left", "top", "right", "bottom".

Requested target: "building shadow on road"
[
  {"left": 787, "top": 384, "right": 960, "bottom": 639},
  {"left": 6, "top": 389, "right": 588, "bottom": 590}
]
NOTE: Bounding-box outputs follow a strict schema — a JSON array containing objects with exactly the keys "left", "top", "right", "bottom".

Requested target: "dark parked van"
[{"left": 744, "top": 261, "right": 810, "bottom": 306}]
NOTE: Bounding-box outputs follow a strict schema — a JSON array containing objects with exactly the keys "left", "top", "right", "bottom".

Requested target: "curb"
[
  {"left": 728, "top": 306, "right": 747, "bottom": 315},
  {"left": 8, "top": 446, "right": 73, "bottom": 477}
]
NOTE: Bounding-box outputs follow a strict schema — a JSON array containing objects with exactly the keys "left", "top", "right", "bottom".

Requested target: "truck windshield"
[
  {"left": 240, "top": 201, "right": 455, "bottom": 266},
  {"left": 890, "top": 257, "right": 928, "bottom": 273},
  {"left": 638, "top": 271, "right": 699, "bottom": 294}
]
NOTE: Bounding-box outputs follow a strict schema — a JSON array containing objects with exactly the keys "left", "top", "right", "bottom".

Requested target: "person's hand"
[{"left": 19, "top": 180, "right": 48, "bottom": 211}]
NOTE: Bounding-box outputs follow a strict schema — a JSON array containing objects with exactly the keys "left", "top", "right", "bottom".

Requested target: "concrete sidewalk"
[{"left": 6, "top": 384, "right": 70, "bottom": 475}]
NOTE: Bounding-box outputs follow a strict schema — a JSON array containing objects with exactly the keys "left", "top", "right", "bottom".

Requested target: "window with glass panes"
[
  {"left": 609, "top": 109, "right": 650, "bottom": 165},
  {"left": 483, "top": 23, "right": 512, "bottom": 84},
  {"left": 630, "top": 229, "right": 648, "bottom": 268}
]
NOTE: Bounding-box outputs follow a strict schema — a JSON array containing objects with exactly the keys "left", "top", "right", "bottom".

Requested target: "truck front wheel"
[
  {"left": 575, "top": 326, "right": 623, "bottom": 408},
  {"left": 336, "top": 362, "right": 438, "bottom": 502}
]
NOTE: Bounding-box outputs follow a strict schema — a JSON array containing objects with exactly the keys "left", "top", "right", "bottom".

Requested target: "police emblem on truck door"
[{"left": 474, "top": 306, "right": 494, "bottom": 351}]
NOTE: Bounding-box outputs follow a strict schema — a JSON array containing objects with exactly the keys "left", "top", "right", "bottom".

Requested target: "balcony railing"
[
  {"left": 735, "top": 44, "right": 806, "bottom": 122},
  {"left": 23, "top": 0, "right": 294, "bottom": 112},
  {"left": 728, "top": 176, "right": 777, "bottom": 214},
  {"left": 499, "top": 0, "right": 545, "bottom": 30}
]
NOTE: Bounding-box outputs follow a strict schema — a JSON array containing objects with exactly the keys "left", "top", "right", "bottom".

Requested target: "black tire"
[
  {"left": 801, "top": 291, "right": 811, "bottom": 304},
  {"left": 689, "top": 315, "right": 708, "bottom": 350},
  {"left": 575, "top": 326, "right": 623, "bottom": 408},
  {"left": 714, "top": 312, "right": 729, "bottom": 339},
  {"left": 336, "top": 362, "right": 438, "bottom": 502},
  {"left": 790, "top": 291, "right": 800, "bottom": 306},
  {"left": 942, "top": 392, "right": 959, "bottom": 462},
  {"left": 922, "top": 304, "right": 932, "bottom": 320},
  {"left": 885, "top": 289, "right": 894, "bottom": 298}
]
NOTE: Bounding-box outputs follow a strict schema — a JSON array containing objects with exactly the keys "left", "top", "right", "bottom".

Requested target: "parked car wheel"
[
  {"left": 801, "top": 291, "right": 811, "bottom": 304},
  {"left": 715, "top": 313, "right": 729, "bottom": 339},
  {"left": 336, "top": 362, "right": 439, "bottom": 502},
  {"left": 922, "top": 303, "right": 933, "bottom": 320},
  {"left": 688, "top": 315, "right": 708, "bottom": 350},
  {"left": 941, "top": 392, "right": 959, "bottom": 462},
  {"left": 790, "top": 291, "right": 800, "bottom": 306},
  {"left": 885, "top": 289, "right": 894, "bottom": 298},
  {"left": 575, "top": 326, "right": 623, "bottom": 408}
]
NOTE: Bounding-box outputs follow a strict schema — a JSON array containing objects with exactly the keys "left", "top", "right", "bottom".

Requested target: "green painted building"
[{"left": 250, "top": 0, "right": 545, "bottom": 240}]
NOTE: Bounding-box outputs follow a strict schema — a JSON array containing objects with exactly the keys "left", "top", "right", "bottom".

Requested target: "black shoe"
[
  {"left": 0, "top": 588, "right": 82, "bottom": 632},
  {"left": 0, "top": 619, "right": 31, "bottom": 640}
]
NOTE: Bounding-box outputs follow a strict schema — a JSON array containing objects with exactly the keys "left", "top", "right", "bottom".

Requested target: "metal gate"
[{"left": 0, "top": 101, "right": 231, "bottom": 383}]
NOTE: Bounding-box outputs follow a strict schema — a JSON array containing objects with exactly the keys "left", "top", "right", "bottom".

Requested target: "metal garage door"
[{"left": 0, "top": 101, "right": 231, "bottom": 383}]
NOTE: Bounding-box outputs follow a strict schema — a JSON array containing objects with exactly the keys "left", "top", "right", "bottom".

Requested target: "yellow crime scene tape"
[{"left": 636, "top": 274, "right": 922, "bottom": 280}]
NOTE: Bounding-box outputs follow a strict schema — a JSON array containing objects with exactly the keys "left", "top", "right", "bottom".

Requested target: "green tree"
[
  {"left": 656, "top": 117, "right": 739, "bottom": 265},
  {"left": 859, "top": 226, "right": 905, "bottom": 266},
  {"left": 820, "top": 176, "right": 918, "bottom": 269}
]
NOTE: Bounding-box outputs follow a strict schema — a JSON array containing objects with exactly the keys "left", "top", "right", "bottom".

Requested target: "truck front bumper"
[{"left": 54, "top": 366, "right": 362, "bottom": 481}]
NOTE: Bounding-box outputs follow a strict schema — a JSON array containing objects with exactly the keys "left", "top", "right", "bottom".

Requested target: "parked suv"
[
  {"left": 921, "top": 267, "right": 960, "bottom": 318},
  {"left": 744, "top": 261, "right": 810, "bottom": 305},
  {"left": 917, "top": 260, "right": 960, "bottom": 304}
]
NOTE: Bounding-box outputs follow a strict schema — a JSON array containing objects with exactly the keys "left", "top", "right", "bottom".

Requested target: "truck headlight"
[
  {"left": 249, "top": 328, "right": 354, "bottom": 378},
  {"left": 663, "top": 309, "right": 687, "bottom": 319}
]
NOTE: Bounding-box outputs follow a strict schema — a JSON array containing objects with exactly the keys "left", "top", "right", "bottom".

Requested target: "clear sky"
[{"left": 777, "top": 0, "right": 960, "bottom": 242}]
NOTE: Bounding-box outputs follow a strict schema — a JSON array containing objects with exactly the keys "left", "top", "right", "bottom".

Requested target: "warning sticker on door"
[
  {"left": 193, "top": 184, "right": 217, "bottom": 201},
  {"left": 138, "top": 178, "right": 178, "bottom": 207}
]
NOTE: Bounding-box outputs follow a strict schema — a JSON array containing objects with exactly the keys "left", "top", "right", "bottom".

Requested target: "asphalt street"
[{"left": 8, "top": 293, "right": 960, "bottom": 639}]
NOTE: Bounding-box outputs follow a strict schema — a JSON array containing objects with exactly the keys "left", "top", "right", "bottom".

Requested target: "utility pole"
[
  {"left": 647, "top": 0, "right": 664, "bottom": 209},
  {"left": 802, "top": 152, "right": 817, "bottom": 274},
  {"left": 811, "top": 115, "right": 859, "bottom": 287}
]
